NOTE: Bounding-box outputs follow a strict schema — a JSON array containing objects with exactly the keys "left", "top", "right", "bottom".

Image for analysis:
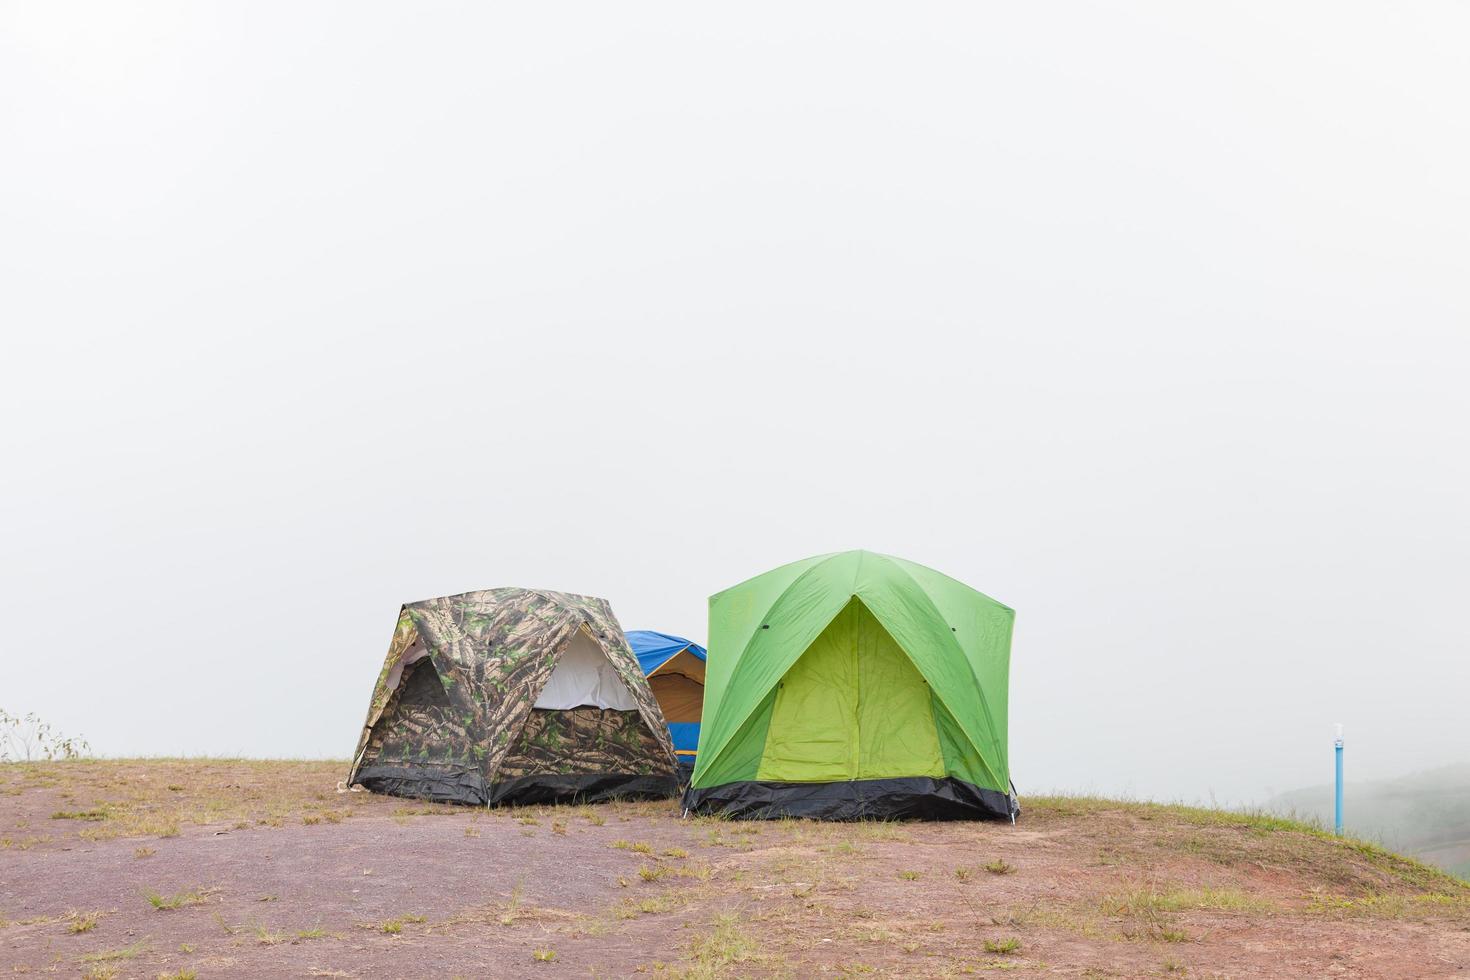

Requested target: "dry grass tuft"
[{"left": 65, "top": 909, "right": 103, "bottom": 933}]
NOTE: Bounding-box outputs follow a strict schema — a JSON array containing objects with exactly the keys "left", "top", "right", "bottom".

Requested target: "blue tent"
[{"left": 626, "top": 630, "right": 707, "bottom": 766}]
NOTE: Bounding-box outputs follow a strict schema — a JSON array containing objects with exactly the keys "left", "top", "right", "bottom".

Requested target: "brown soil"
[{"left": 2, "top": 761, "right": 1468, "bottom": 978}]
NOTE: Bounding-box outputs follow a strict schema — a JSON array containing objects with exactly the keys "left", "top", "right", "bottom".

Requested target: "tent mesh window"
[{"left": 397, "top": 659, "right": 451, "bottom": 708}]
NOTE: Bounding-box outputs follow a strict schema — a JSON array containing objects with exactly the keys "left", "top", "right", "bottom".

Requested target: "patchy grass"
[
  {"left": 686, "top": 912, "right": 760, "bottom": 976},
  {"left": 79, "top": 939, "right": 149, "bottom": 962},
  {"left": 2, "top": 834, "right": 53, "bottom": 849},
  {"left": 1031, "top": 795, "right": 1467, "bottom": 894},
  {"left": 1098, "top": 887, "right": 1271, "bottom": 916},
  {"left": 51, "top": 808, "right": 109, "bottom": 821},
  {"left": 532, "top": 948, "right": 558, "bottom": 962},
  {"left": 1306, "top": 891, "right": 1470, "bottom": 919},
  {"left": 1, "top": 759, "right": 377, "bottom": 842},
  {"left": 370, "top": 912, "right": 427, "bottom": 934},
  {"left": 617, "top": 894, "right": 685, "bottom": 919},
  {"left": 984, "top": 937, "right": 1022, "bottom": 955},
  {"left": 985, "top": 859, "right": 1016, "bottom": 875},
  {"left": 1093, "top": 886, "right": 1266, "bottom": 944},
  {"left": 144, "top": 888, "right": 212, "bottom": 910}
]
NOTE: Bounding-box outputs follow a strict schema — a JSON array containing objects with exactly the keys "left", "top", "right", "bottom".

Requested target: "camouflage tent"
[{"left": 347, "top": 589, "right": 679, "bottom": 806}]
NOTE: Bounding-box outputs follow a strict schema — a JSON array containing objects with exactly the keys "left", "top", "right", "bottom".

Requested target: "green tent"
[{"left": 683, "top": 551, "right": 1017, "bottom": 821}]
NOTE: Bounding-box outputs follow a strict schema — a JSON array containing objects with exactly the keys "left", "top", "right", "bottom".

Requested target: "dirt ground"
[{"left": 2, "top": 762, "right": 1468, "bottom": 979}]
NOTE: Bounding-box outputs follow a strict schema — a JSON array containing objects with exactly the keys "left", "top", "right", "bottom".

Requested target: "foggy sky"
[{"left": 3, "top": 2, "right": 1467, "bottom": 805}]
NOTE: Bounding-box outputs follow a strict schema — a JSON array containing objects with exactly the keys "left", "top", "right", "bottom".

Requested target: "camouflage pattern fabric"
[
  {"left": 347, "top": 589, "right": 677, "bottom": 793},
  {"left": 498, "top": 707, "right": 668, "bottom": 779},
  {"left": 348, "top": 609, "right": 421, "bottom": 777}
]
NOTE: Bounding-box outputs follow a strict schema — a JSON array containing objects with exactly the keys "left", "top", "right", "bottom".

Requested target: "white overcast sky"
[{"left": 2, "top": 2, "right": 1466, "bottom": 805}]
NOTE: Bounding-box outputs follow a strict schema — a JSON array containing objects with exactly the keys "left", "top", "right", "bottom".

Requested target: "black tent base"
[
  {"left": 682, "top": 776, "right": 1018, "bottom": 822},
  {"left": 489, "top": 773, "right": 679, "bottom": 806},
  {"left": 353, "top": 764, "right": 488, "bottom": 806},
  {"left": 354, "top": 765, "right": 679, "bottom": 807}
]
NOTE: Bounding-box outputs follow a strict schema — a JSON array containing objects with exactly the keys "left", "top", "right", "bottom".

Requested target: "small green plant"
[
  {"left": 898, "top": 870, "right": 922, "bottom": 881},
  {"left": 663, "top": 847, "right": 689, "bottom": 858},
  {"left": 159, "top": 970, "right": 199, "bottom": 980},
  {"left": 984, "top": 937, "right": 1022, "bottom": 955},
  {"left": 532, "top": 948, "right": 558, "bottom": 962},
  {"left": 984, "top": 859, "right": 1015, "bottom": 875},
  {"left": 638, "top": 864, "right": 670, "bottom": 882},
  {"left": 955, "top": 867, "right": 973, "bottom": 881}
]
